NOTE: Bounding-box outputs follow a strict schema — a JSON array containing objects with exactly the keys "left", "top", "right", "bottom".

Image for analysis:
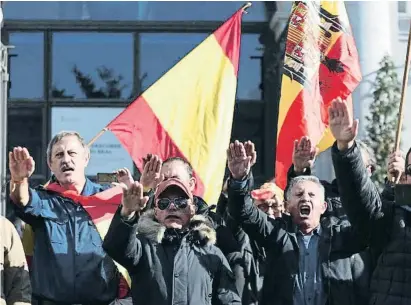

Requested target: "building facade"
[
  {"left": 4, "top": 1, "right": 409, "bottom": 190},
  {"left": 2, "top": 1, "right": 286, "bottom": 188}
]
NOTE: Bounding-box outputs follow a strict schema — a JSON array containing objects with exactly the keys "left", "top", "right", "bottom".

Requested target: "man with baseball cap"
[{"left": 103, "top": 178, "right": 241, "bottom": 305}]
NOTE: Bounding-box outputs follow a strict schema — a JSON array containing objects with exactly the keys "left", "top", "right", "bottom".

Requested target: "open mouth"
[{"left": 299, "top": 204, "right": 311, "bottom": 217}]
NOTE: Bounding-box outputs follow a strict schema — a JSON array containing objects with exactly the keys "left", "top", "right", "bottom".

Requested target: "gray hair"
[
  {"left": 46, "top": 131, "right": 89, "bottom": 163},
  {"left": 285, "top": 176, "right": 325, "bottom": 202}
]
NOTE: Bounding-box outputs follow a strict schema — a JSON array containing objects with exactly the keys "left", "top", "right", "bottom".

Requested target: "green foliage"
[{"left": 365, "top": 55, "right": 402, "bottom": 189}]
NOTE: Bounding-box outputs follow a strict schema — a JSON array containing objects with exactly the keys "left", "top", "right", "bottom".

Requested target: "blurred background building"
[
  {"left": 1, "top": 1, "right": 411, "bottom": 189},
  {"left": 1, "top": 1, "right": 284, "bottom": 188}
]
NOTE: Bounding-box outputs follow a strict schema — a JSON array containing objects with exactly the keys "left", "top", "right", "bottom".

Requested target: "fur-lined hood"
[{"left": 137, "top": 210, "right": 217, "bottom": 246}]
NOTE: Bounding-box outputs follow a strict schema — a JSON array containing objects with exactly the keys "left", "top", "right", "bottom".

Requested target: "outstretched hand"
[
  {"left": 120, "top": 181, "right": 149, "bottom": 217},
  {"left": 140, "top": 154, "right": 164, "bottom": 190},
  {"left": 292, "top": 136, "right": 318, "bottom": 173},
  {"left": 328, "top": 97, "right": 358, "bottom": 151},
  {"left": 9, "top": 147, "right": 35, "bottom": 182},
  {"left": 227, "top": 140, "right": 252, "bottom": 180},
  {"left": 115, "top": 167, "right": 134, "bottom": 188}
]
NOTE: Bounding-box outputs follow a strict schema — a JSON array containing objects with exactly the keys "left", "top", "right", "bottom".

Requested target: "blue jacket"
[{"left": 14, "top": 179, "right": 119, "bottom": 303}]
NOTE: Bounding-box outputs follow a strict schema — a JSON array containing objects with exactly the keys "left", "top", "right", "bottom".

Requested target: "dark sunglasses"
[
  {"left": 406, "top": 165, "right": 411, "bottom": 176},
  {"left": 156, "top": 197, "right": 189, "bottom": 210}
]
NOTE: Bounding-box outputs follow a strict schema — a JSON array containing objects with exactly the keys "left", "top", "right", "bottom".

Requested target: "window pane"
[
  {"left": 9, "top": 33, "right": 44, "bottom": 99},
  {"left": 51, "top": 107, "right": 133, "bottom": 176},
  {"left": 140, "top": 33, "right": 263, "bottom": 100},
  {"left": 52, "top": 33, "right": 133, "bottom": 99},
  {"left": 239, "top": 34, "right": 263, "bottom": 100},
  {"left": 7, "top": 107, "right": 44, "bottom": 174},
  {"left": 398, "top": 1, "right": 407, "bottom": 13},
  {"left": 4, "top": 1, "right": 266, "bottom": 22}
]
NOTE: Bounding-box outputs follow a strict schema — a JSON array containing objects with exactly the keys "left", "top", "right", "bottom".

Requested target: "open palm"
[
  {"left": 9, "top": 147, "right": 35, "bottom": 181},
  {"left": 227, "top": 140, "right": 251, "bottom": 180},
  {"left": 140, "top": 154, "right": 164, "bottom": 189},
  {"left": 329, "top": 98, "right": 358, "bottom": 143},
  {"left": 293, "top": 136, "right": 317, "bottom": 172}
]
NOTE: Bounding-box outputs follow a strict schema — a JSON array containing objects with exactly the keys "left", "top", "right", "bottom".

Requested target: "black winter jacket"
[
  {"left": 332, "top": 141, "right": 411, "bottom": 305},
  {"left": 228, "top": 175, "right": 369, "bottom": 305},
  {"left": 217, "top": 193, "right": 263, "bottom": 305},
  {"left": 286, "top": 165, "right": 375, "bottom": 304},
  {"left": 103, "top": 207, "right": 241, "bottom": 305},
  {"left": 216, "top": 173, "right": 263, "bottom": 305}
]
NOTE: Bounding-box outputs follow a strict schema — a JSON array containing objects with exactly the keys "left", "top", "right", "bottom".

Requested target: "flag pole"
[
  {"left": 391, "top": 21, "right": 411, "bottom": 183},
  {"left": 88, "top": 128, "right": 108, "bottom": 147},
  {"left": 241, "top": 2, "right": 252, "bottom": 13},
  {"left": 394, "top": 22, "right": 411, "bottom": 152}
]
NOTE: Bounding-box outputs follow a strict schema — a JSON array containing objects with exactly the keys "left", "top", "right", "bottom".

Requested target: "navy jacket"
[{"left": 14, "top": 179, "right": 119, "bottom": 303}]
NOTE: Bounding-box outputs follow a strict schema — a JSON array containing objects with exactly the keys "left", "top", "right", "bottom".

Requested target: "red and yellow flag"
[
  {"left": 107, "top": 7, "right": 245, "bottom": 204},
  {"left": 275, "top": 1, "right": 362, "bottom": 189}
]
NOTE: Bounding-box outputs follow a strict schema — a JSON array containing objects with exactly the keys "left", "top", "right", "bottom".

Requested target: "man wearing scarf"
[{"left": 9, "top": 131, "right": 129, "bottom": 305}]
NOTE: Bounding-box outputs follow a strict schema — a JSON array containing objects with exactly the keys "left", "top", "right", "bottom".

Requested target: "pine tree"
[{"left": 366, "top": 55, "right": 402, "bottom": 189}]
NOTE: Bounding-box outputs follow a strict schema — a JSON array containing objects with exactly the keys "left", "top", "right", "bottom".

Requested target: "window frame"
[{"left": 3, "top": 18, "right": 271, "bottom": 183}]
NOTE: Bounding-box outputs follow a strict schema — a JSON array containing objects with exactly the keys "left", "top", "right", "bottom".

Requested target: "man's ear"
[
  {"left": 84, "top": 149, "right": 90, "bottom": 167},
  {"left": 321, "top": 201, "right": 328, "bottom": 214},
  {"left": 189, "top": 177, "right": 196, "bottom": 191}
]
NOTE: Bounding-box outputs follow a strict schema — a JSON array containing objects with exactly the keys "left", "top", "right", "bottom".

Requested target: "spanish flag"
[
  {"left": 107, "top": 5, "right": 246, "bottom": 205},
  {"left": 275, "top": 1, "right": 361, "bottom": 189}
]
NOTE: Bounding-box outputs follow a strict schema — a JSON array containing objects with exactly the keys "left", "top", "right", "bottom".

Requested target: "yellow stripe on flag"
[
  {"left": 277, "top": 75, "right": 304, "bottom": 135},
  {"left": 143, "top": 35, "right": 237, "bottom": 205}
]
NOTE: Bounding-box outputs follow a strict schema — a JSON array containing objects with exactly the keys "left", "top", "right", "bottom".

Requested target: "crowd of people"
[{"left": 2, "top": 97, "right": 410, "bottom": 305}]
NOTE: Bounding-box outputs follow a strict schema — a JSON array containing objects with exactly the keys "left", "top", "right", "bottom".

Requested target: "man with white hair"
[{"left": 226, "top": 140, "right": 370, "bottom": 305}]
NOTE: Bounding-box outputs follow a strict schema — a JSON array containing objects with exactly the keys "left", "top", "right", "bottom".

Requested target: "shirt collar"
[{"left": 297, "top": 225, "right": 321, "bottom": 237}]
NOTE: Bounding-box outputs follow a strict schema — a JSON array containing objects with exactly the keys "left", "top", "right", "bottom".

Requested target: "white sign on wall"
[{"left": 51, "top": 107, "right": 133, "bottom": 176}]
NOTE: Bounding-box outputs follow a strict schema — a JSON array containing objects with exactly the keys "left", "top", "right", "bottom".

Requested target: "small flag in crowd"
[
  {"left": 275, "top": 1, "right": 362, "bottom": 189},
  {"left": 107, "top": 6, "right": 245, "bottom": 204}
]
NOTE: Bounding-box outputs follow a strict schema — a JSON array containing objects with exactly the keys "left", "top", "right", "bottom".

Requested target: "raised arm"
[
  {"left": 329, "top": 98, "right": 384, "bottom": 239},
  {"left": 285, "top": 136, "right": 318, "bottom": 197},
  {"left": 103, "top": 182, "right": 149, "bottom": 273},
  {"left": 226, "top": 140, "right": 277, "bottom": 249},
  {"left": 9, "top": 147, "right": 35, "bottom": 207}
]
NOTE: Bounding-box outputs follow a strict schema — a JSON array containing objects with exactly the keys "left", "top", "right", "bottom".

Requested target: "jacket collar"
[{"left": 137, "top": 209, "right": 217, "bottom": 246}]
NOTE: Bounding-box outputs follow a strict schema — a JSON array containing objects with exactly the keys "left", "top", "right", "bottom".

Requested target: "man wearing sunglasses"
[{"left": 103, "top": 178, "right": 241, "bottom": 305}]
